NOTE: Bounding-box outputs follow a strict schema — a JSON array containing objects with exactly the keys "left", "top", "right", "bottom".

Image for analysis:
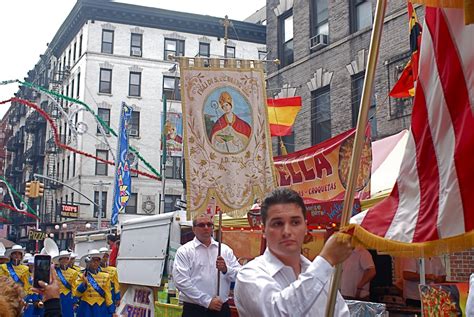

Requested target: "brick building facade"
[{"left": 264, "top": 0, "right": 472, "bottom": 282}]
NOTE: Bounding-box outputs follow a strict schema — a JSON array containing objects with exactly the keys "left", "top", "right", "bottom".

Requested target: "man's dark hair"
[{"left": 260, "top": 188, "right": 306, "bottom": 224}]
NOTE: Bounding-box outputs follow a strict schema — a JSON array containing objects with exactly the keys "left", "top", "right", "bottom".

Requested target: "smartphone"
[{"left": 33, "top": 255, "right": 51, "bottom": 288}]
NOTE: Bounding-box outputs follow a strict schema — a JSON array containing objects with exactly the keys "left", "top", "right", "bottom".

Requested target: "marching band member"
[
  {"left": 53, "top": 250, "right": 79, "bottom": 317},
  {"left": 99, "top": 247, "right": 121, "bottom": 308},
  {"left": 68, "top": 252, "right": 82, "bottom": 272},
  {"left": 0, "top": 242, "right": 9, "bottom": 265},
  {"left": 76, "top": 249, "right": 115, "bottom": 317},
  {"left": 0, "top": 245, "right": 30, "bottom": 292}
]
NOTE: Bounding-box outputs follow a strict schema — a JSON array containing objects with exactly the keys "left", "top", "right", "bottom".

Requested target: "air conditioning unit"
[
  {"left": 129, "top": 128, "right": 139, "bottom": 136},
  {"left": 131, "top": 48, "right": 142, "bottom": 57},
  {"left": 310, "top": 34, "right": 329, "bottom": 51}
]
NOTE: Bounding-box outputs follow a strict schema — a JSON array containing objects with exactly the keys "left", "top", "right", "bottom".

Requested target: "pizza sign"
[{"left": 28, "top": 230, "right": 48, "bottom": 241}]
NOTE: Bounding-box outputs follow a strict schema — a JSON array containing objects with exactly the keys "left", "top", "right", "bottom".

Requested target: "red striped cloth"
[{"left": 352, "top": 7, "right": 474, "bottom": 247}]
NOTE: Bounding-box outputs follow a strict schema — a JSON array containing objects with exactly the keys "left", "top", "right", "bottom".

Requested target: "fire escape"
[{"left": 44, "top": 66, "right": 70, "bottom": 223}]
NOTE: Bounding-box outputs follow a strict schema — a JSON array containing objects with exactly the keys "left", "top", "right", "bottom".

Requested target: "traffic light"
[
  {"left": 25, "top": 181, "right": 38, "bottom": 198},
  {"left": 37, "top": 182, "right": 44, "bottom": 197},
  {"left": 25, "top": 181, "right": 32, "bottom": 197}
]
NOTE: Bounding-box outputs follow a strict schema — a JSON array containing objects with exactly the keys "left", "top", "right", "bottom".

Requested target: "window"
[
  {"left": 94, "top": 191, "right": 107, "bottom": 218},
  {"left": 95, "top": 150, "right": 108, "bottom": 175},
  {"left": 79, "top": 35, "right": 83, "bottom": 56},
  {"left": 71, "top": 193, "right": 74, "bottom": 205},
  {"left": 279, "top": 10, "right": 294, "bottom": 66},
  {"left": 99, "top": 68, "right": 112, "bottom": 94},
  {"left": 225, "top": 46, "right": 235, "bottom": 58},
  {"left": 61, "top": 159, "right": 65, "bottom": 182},
  {"left": 164, "top": 195, "right": 181, "bottom": 213},
  {"left": 311, "top": 0, "right": 329, "bottom": 37},
  {"left": 76, "top": 73, "right": 81, "bottom": 98},
  {"left": 162, "top": 76, "right": 181, "bottom": 101},
  {"left": 97, "top": 108, "right": 111, "bottom": 134},
  {"left": 125, "top": 193, "right": 138, "bottom": 214},
  {"left": 66, "top": 155, "right": 70, "bottom": 180},
  {"left": 130, "top": 33, "right": 143, "bottom": 57},
  {"left": 101, "top": 30, "right": 114, "bottom": 54},
  {"left": 68, "top": 49, "right": 71, "bottom": 67},
  {"left": 258, "top": 50, "right": 267, "bottom": 60},
  {"left": 130, "top": 111, "right": 140, "bottom": 137},
  {"left": 72, "top": 153, "right": 76, "bottom": 177},
  {"left": 164, "top": 38, "right": 185, "bottom": 60},
  {"left": 165, "top": 156, "right": 182, "bottom": 179},
  {"left": 129, "top": 72, "right": 141, "bottom": 97},
  {"left": 199, "top": 42, "right": 210, "bottom": 57},
  {"left": 73, "top": 42, "right": 77, "bottom": 62},
  {"left": 311, "top": 86, "right": 331, "bottom": 145},
  {"left": 351, "top": 0, "right": 372, "bottom": 32},
  {"left": 71, "top": 79, "right": 75, "bottom": 99},
  {"left": 351, "top": 73, "right": 377, "bottom": 136}
]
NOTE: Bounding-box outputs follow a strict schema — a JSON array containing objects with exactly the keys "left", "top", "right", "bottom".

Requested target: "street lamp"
[
  {"left": 85, "top": 223, "right": 91, "bottom": 229},
  {"left": 54, "top": 224, "right": 60, "bottom": 230},
  {"left": 62, "top": 223, "right": 67, "bottom": 229},
  {"left": 49, "top": 233, "right": 54, "bottom": 238}
]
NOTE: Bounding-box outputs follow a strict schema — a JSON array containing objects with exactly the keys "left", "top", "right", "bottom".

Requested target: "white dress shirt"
[
  {"left": 173, "top": 237, "right": 241, "bottom": 308},
  {"left": 234, "top": 249, "right": 350, "bottom": 317},
  {"left": 466, "top": 273, "right": 474, "bottom": 317},
  {"left": 341, "top": 248, "right": 375, "bottom": 298}
]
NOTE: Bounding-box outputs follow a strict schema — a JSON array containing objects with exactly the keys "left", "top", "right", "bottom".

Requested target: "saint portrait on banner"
[{"left": 205, "top": 89, "right": 252, "bottom": 154}]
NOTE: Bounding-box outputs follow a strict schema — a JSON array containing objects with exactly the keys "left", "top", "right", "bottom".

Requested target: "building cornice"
[{"left": 48, "top": 0, "right": 266, "bottom": 57}]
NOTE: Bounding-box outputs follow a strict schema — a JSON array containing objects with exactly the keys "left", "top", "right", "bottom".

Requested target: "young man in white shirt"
[
  {"left": 173, "top": 213, "right": 241, "bottom": 317},
  {"left": 341, "top": 247, "right": 376, "bottom": 300},
  {"left": 234, "top": 188, "right": 353, "bottom": 317},
  {"left": 402, "top": 257, "right": 446, "bottom": 307}
]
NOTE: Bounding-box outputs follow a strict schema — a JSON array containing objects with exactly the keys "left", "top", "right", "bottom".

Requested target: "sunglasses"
[{"left": 195, "top": 222, "right": 214, "bottom": 228}]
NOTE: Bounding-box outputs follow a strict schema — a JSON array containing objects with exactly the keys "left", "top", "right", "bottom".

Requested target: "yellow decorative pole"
[{"left": 324, "top": 0, "right": 387, "bottom": 316}]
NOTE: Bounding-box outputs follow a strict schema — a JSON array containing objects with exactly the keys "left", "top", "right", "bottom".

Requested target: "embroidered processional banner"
[{"left": 180, "top": 59, "right": 275, "bottom": 218}]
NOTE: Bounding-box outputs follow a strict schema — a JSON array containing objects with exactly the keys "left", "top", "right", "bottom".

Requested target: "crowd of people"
[
  {"left": 173, "top": 188, "right": 474, "bottom": 317},
  {"left": 0, "top": 234, "right": 120, "bottom": 317},
  {"left": 1, "top": 189, "right": 473, "bottom": 317}
]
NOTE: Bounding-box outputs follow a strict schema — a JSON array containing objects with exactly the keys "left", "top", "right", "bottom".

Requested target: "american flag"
[{"left": 351, "top": 7, "right": 474, "bottom": 255}]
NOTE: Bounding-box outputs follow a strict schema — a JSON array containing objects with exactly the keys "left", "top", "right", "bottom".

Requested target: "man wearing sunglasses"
[{"left": 173, "top": 213, "right": 241, "bottom": 317}]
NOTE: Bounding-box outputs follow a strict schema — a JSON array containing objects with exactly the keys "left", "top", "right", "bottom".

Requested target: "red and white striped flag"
[{"left": 351, "top": 7, "right": 474, "bottom": 256}]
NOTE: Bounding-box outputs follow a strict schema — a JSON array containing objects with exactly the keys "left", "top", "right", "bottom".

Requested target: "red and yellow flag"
[
  {"left": 267, "top": 96, "right": 302, "bottom": 137},
  {"left": 412, "top": 0, "right": 474, "bottom": 24},
  {"left": 389, "top": 1, "right": 422, "bottom": 98}
]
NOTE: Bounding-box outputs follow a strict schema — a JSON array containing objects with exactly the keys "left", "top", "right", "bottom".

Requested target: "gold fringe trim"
[
  {"left": 412, "top": 0, "right": 474, "bottom": 24},
  {"left": 344, "top": 224, "right": 474, "bottom": 257}
]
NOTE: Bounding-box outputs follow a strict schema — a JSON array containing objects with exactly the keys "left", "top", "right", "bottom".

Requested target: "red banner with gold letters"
[{"left": 273, "top": 128, "right": 371, "bottom": 202}]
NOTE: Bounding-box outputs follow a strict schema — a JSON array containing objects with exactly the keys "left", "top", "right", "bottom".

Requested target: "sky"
[{"left": 0, "top": 0, "right": 266, "bottom": 120}]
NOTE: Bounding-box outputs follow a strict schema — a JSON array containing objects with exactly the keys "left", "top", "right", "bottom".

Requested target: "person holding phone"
[
  {"left": 76, "top": 249, "right": 114, "bottom": 317},
  {"left": 99, "top": 247, "right": 121, "bottom": 308},
  {"left": 24, "top": 255, "right": 46, "bottom": 317},
  {"left": 0, "top": 245, "right": 30, "bottom": 293},
  {"left": 53, "top": 251, "right": 79, "bottom": 317}
]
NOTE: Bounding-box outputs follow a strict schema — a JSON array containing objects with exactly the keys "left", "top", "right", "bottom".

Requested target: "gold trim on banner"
[
  {"left": 345, "top": 224, "right": 474, "bottom": 258},
  {"left": 178, "top": 57, "right": 277, "bottom": 220}
]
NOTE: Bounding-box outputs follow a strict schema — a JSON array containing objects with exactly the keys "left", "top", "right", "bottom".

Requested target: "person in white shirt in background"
[
  {"left": 402, "top": 257, "right": 446, "bottom": 307},
  {"left": 466, "top": 273, "right": 474, "bottom": 317},
  {"left": 234, "top": 188, "right": 353, "bottom": 317},
  {"left": 341, "top": 247, "right": 376, "bottom": 301},
  {"left": 173, "top": 213, "right": 241, "bottom": 317}
]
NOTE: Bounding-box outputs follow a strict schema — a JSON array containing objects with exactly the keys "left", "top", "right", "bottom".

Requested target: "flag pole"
[
  {"left": 216, "top": 206, "right": 223, "bottom": 296},
  {"left": 324, "top": 0, "right": 387, "bottom": 316}
]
